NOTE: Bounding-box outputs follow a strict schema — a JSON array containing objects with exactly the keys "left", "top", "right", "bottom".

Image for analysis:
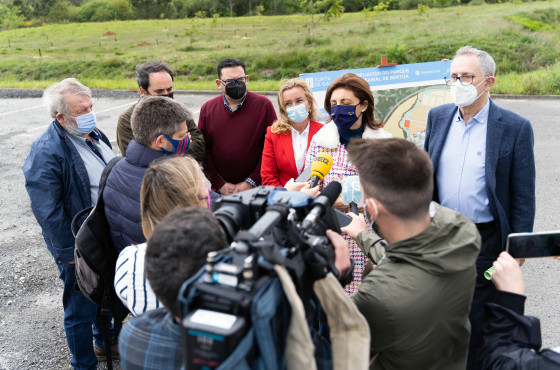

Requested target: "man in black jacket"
[{"left": 481, "top": 252, "right": 560, "bottom": 369}]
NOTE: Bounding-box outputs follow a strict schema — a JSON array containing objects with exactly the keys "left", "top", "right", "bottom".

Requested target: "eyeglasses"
[
  {"left": 444, "top": 75, "right": 484, "bottom": 86},
  {"left": 219, "top": 76, "right": 247, "bottom": 85}
]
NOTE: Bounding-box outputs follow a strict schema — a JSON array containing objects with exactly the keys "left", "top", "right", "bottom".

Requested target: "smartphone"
[{"left": 506, "top": 231, "right": 560, "bottom": 259}]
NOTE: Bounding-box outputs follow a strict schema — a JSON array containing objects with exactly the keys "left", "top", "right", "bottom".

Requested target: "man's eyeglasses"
[
  {"left": 219, "top": 76, "right": 247, "bottom": 85},
  {"left": 444, "top": 75, "right": 483, "bottom": 86}
]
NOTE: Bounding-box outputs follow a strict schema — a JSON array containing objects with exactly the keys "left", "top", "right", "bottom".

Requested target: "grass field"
[{"left": 1, "top": 1, "right": 559, "bottom": 94}]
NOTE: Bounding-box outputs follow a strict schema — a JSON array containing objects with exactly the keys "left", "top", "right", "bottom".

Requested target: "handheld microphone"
[
  {"left": 301, "top": 181, "right": 342, "bottom": 232},
  {"left": 309, "top": 153, "right": 334, "bottom": 188},
  {"left": 341, "top": 176, "right": 362, "bottom": 214}
]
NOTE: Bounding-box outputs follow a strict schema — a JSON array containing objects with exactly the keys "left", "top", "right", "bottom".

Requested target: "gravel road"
[{"left": 1, "top": 90, "right": 559, "bottom": 369}]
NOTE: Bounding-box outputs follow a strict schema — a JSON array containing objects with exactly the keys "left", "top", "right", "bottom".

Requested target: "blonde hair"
[
  {"left": 140, "top": 156, "right": 205, "bottom": 238},
  {"left": 271, "top": 78, "right": 318, "bottom": 135}
]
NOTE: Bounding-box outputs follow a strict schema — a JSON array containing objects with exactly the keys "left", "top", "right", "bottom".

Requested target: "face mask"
[
  {"left": 331, "top": 104, "right": 362, "bottom": 130},
  {"left": 450, "top": 77, "right": 487, "bottom": 107},
  {"left": 287, "top": 104, "right": 309, "bottom": 123},
  {"left": 364, "top": 199, "right": 378, "bottom": 228},
  {"left": 147, "top": 91, "right": 173, "bottom": 99},
  {"left": 73, "top": 111, "right": 97, "bottom": 134},
  {"left": 160, "top": 134, "right": 190, "bottom": 155},
  {"left": 225, "top": 80, "right": 246, "bottom": 100}
]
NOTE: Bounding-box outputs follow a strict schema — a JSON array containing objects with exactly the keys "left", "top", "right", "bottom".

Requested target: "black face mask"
[
  {"left": 147, "top": 91, "right": 174, "bottom": 99},
  {"left": 225, "top": 80, "right": 246, "bottom": 100}
]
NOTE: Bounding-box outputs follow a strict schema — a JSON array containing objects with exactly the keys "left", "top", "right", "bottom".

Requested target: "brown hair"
[
  {"left": 140, "top": 156, "right": 205, "bottom": 238},
  {"left": 271, "top": 78, "right": 319, "bottom": 135},
  {"left": 347, "top": 138, "right": 433, "bottom": 220},
  {"left": 324, "top": 73, "right": 383, "bottom": 130}
]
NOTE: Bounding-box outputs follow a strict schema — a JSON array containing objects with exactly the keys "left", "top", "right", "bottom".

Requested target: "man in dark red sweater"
[{"left": 198, "top": 58, "right": 277, "bottom": 195}]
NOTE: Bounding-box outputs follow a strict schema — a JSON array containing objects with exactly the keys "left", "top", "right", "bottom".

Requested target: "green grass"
[{"left": 1, "top": 1, "right": 560, "bottom": 94}]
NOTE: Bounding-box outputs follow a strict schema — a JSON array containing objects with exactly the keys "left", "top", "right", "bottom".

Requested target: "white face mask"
[{"left": 450, "top": 77, "right": 487, "bottom": 107}]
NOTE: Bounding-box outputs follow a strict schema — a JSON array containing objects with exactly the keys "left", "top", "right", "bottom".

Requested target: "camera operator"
[
  {"left": 479, "top": 252, "right": 560, "bottom": 369},
  {"left": 332, "top": 138, "right": 481, "bottom": 369},
  {"left": 118, "top": 207, "right": 227, "bottom": 370}
]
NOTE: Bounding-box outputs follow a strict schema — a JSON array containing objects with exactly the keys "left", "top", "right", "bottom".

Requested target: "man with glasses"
[
  {"left": 198, "top": 58, "right": 277, "bottom": 195},
  {"left": 116, "top": 61, "right": 204, "bottom": 161},
  {"left": 424, "top": 45, "right": 535, "bottom": 369}
]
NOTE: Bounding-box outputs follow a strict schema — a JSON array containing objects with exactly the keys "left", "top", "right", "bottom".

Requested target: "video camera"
[{"left": 178, "top": 181, "right": 351, "bottom": 369}]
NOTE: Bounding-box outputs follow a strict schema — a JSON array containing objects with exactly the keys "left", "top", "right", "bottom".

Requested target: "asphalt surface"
[{"left": 0, "top": 91, "right": 559, "bottom": 369}]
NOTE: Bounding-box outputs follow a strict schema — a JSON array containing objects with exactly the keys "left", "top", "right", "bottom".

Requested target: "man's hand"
[
  {"left": 234, "top": 181, "right": 253, "bottom": 193},
  {"left": 491, "top": 251, "right": 525, "bottom": 295},
  {"left": 219, "top": 182, "right": 237, "bottom": 195},
  {"left": 341, "top": 212, "right": 366, "bottom": 240},
  {"left": 326, "top": 230, "right": 351, "bottom": 278}
]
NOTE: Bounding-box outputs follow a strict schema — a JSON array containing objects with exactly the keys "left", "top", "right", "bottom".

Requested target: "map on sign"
[
  {"left": 300, "top": 61, "right": 452, "bottom": 146},
  {"left": 381, "top": 86, "right": 452, "bottom": 146}
]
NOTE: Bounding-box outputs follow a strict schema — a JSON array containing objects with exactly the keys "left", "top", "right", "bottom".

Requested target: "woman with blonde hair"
[
  {"left": 261, "top": 78, "right": 323, "bottom": 192},
  {"left": 115, "top": 156, "right": 213, "bottom": 316}
]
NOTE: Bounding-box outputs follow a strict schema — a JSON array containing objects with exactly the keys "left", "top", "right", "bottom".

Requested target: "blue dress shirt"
[{"left": 436, "top": 100, "right": 494, "bottom": 223}]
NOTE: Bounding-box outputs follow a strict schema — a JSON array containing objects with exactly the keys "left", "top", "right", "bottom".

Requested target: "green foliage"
[
  {"left": 78, "top": 0, "right": 117, "bottom": 22},
  {"left": 432, "top": 0, "right": 451, "bottom": 9},
  {"left": 417, "top": 3, "right": 429, "bottom": 16},
  {"left": 47, "top": 1, "right": 77, "bottom": 22},
  {"left": 0, "top": 4, "right": 25, "bottom": 30},
  {"left": 1, "top": 2, "right": 560, "bottom": 95},
  {"left": 256, "top": 5, "right": 265, "bottom": 15},
  {"left": 386, "top": 43, "right": 408, "bottom": 64}
]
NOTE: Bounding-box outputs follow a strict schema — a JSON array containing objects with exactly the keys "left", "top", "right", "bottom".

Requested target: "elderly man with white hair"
[
  {"left": 424, "top": 46, "right": 535, "bottom": 369},
  {"left": 23, "top": 78, "right": 116, "bottom": 369}
]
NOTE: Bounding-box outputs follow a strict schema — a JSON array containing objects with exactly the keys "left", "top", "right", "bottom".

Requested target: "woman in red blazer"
[{"left": 262, "top": 78, "right": 323, "bottom": 188}]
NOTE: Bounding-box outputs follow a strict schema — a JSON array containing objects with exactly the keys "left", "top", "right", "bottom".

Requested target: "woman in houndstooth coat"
[{"left": 305, "top": 73, "right": 392, "bottom": 295}]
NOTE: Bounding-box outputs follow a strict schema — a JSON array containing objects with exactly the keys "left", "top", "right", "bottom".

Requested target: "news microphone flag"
[{"left": 309, "top": 153, "right": 334, "bottom": 187}]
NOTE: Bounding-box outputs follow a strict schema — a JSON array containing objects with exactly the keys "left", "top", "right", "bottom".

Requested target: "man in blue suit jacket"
[{"left": 424, "top": 46, "right": 535, "bottom": 369}]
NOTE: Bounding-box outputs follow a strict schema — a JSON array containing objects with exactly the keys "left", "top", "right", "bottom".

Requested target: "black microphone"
[{"left": 301, "top": 181, "right": 342, "bottom": 232}]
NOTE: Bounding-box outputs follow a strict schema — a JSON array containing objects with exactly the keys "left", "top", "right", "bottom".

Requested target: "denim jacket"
[{"left": 23, "top": 120, "right": 111, "bottom": 265}]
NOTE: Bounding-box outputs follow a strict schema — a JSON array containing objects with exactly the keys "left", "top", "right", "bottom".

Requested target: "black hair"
[
  {"left": 135, "top": 61, "right": 174, "bottom": 91},
  {"left": 217, "top": 58, "right": 246, "bottom": 79}
]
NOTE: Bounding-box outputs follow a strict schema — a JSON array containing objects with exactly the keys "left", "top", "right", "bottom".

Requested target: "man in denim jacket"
[{"left": 23, "top": 78, "right": 115, "bottom": 369}]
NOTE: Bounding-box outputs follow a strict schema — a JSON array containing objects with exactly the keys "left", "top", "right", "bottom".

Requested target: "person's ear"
[
  {"left": 215, "top": 79, "right": 222, "bottom": 89},
  {"left": 153, "top": 134, "right": 166, "bottom": 149},
  {"left": 360, "top": 100, "right": 369, "bottom": 113},
  {"left": 139, "top": 87, "right": 148, "bottom": 96},
  {"left": 484, "top": 76, "right": 496, "bottom": 91},
  {"left": 56, "top": 112, "right": 67, "bottom": 126}
]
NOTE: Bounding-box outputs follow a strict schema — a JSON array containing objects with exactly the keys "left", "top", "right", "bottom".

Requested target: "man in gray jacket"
[{"left": 336, "top": 138, "right": 481, "bottom": 369}]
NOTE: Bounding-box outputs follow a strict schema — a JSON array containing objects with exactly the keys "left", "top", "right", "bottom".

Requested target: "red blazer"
[{"left": 261, "top": 121, "right": 323, "bottom": 187}]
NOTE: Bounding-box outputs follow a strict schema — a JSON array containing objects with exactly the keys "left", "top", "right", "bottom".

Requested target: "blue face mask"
[
  {"left": 73, "top": 111, "right": 97, "bottom": 134},
  {"left": 160, "top": 134, "right": 190, "bottom": 155},
  {"left": 331, "top": 104, "right": 362, "bottom": 130},
  {"left": 286, "top": 104, "right": 309, "bottom": 123}
]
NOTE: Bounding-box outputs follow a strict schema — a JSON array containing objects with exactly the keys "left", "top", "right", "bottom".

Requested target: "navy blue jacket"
[
  {"left": 481, "top": 291, "right": 560, "bottom": 369},
  {"left": 103, "top": 140, "right": 168, "bottom": 253},
  {"left": 23, "top": 120, "right": 111, "bottom": 265},
  {"left": 424, "top": 99, "right": 535, "bottom": 248}
]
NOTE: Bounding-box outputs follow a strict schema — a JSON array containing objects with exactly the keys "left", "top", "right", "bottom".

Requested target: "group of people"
[{"left": 22, "top": 44, "right": 552, "bottom": 370}]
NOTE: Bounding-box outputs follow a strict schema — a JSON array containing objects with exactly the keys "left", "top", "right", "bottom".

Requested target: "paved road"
[{"left": 1, "top": 92, "right": 559, "bottom": 369}]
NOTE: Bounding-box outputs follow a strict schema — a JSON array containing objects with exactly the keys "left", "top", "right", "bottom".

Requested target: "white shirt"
[
  {"left": 114, "top": 243, "right": 161, "bottom": 316},
  {"left": 291, "top": 123, "right": 310, "bottom": 174}
]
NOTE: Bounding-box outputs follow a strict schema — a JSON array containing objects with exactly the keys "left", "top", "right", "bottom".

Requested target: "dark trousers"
[{"left": 466, "top": 221, "right": 501, "bottom": 370}]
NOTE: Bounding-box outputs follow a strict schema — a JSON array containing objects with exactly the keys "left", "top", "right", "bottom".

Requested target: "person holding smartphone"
[{"left": 480, "top": 252, "right": 560, "bottom": 369}]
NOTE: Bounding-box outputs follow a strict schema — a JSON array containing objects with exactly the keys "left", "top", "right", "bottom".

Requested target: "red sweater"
[{"left": 198, "top": 92, "right": 277, "bottom": 191}]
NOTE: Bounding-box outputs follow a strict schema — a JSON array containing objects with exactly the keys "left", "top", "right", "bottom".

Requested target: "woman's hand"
[
  {"left": 284, "top": 178, "right": 306, "bottom": 191},
  {"left": 300, "top": 182, "right": 320, "bottom": 197}
]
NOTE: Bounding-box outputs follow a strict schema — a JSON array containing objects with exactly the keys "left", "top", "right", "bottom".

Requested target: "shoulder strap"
[{"left": 99, "top": 156, "right": 122, "bottom": 196}]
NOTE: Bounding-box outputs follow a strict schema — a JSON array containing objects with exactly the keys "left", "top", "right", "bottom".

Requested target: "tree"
[{"left": 0, "top": 3, "right": 25, "bottom": 30}]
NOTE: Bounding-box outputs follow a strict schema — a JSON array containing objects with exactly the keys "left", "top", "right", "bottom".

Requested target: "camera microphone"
[
  {"left": 309, "top": 153, "right": 334, "bottom": 188},
  {"left": 341, "top": 176, "right": 362, "bottom": 214},
  {"left": 301, "top": 181, "right": 342, "bottom": 232}
]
